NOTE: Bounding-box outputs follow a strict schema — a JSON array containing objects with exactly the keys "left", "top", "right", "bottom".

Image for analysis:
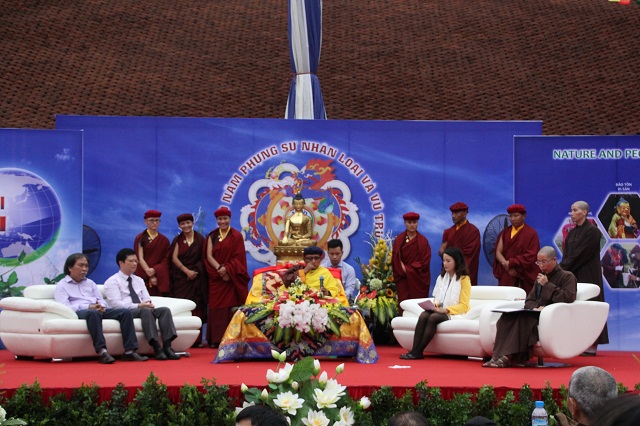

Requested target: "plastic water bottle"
[{"left": 531, "top": 400, "right": 548, "bottom": 426}]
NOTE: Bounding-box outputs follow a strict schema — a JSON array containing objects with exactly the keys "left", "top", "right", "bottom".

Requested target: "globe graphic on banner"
[{"left": 0, "top": 168, "right": 62, "bottom": 267}]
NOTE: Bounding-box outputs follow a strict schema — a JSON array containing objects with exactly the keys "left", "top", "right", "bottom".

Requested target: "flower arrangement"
[
  {"left": 355, "top": 232, "right": 398, "bottom": 328},
  {"left": 238, "top": 350, "right": 371, "bottom": 425},
  {"left": 244, "top": 278, "right": 352, "bottom": 359}
]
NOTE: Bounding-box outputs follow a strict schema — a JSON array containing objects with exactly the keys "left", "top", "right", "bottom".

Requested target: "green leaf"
[
  {"left": 18, "top": 250, "right": 26, "bottom": 263},
  {"left": 283, "top": 326, "right": 292, "bottom": 345},
  {"left": 274, "top": 325, "right": 284, "bottom": 343},
  {"left": 330, "top": 308, "right": 351, "bottom": 323},
  {"left": 326, "top": 316, "right": 342, "bottom": 337},
  {"left": 7, "top": 271, "right": 18, "bottom": 286},
  {"left": 245, "top": 308, "right": 272, "bottom": 324},
  {"left": 289, "top": 357, "right": 315, "bottom": 383}
]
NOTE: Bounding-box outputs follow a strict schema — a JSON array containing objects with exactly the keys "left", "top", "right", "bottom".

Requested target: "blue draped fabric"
[{"left": 285, "top": 0, "right": 327, "bottom": 120}]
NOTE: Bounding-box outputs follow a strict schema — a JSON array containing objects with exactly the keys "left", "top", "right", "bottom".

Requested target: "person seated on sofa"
[
  {"left": 104, "top": 248, "right": 181, "bottom": 361},
  {"left": 54, "top": 253, "right": 148, "bottom": 364},
  {"left": 399, "top": 247, "right": 471, "bottom": 360},
  {"left": 482, "top": 246, "right": 576, "bottom": 368},
  {"left": 282, "top": 245, "right": 349, "bottom": 306}
]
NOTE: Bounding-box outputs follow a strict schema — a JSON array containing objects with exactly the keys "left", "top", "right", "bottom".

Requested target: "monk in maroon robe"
[
  {"left": 493, "top": 204, "right": 540, "bottom": 294},
  {"left": 203, "top": 206, "right": 250, "bottom": 348},
  {"left": 134, "top": 210, "right": 171, "bottom": 296},
  {"left": 170, "top": 213, "right": 207, "bottom": 346},
  {"left": 392, "top": 212, "right": 432, "bottom": 309},
  {"left": 440, "top": 202, "right": 481, "bottom": 286}
]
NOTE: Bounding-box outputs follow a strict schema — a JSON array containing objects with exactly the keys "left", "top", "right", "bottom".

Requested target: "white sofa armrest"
[
  {"left": 537, "top": 301, "right": 609, "bottom": 358},
  {"left": 399, "top": 298, "right": 432, "bottom": 318},
  {"left": 150, "top": 296, "right": 196, "bottom": 316},
  {"left": 0, "top": 297, "right": 78, "bottom": 319}
]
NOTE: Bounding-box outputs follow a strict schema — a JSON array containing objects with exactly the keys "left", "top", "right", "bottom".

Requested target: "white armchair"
[
  {"left": 479, "top": 283, "right": 609, "bottom": 366},
  {"left": 0, "top": 285, "right": 203, "bottom": 360}
]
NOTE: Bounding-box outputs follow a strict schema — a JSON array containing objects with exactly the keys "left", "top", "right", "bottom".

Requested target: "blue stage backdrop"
[
  {"left": 0, "top": 129, "right": 83, "bottom": 288},
  {"left": 55, "top": 116, "right": 541, "bottom": 292},
  {"left": 515, "top": 135, "right": 640, "bottom": 351}
]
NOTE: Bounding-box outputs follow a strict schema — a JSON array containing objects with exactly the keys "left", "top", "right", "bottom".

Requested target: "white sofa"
[
  {"left": 479, "top": 283, "right": 609, "bottom": 364},
  {"left": 0, "top": 285, "right": 203, "bottom": 360},
  {"left": 391, "top": 283, "right": 609, "bottom": 363},
  {"left": 392, "top": 286, "right": 527, "bottom": 358}
]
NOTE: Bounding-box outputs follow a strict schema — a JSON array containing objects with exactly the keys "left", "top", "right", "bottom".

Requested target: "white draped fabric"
[{"left": 285, "top": 0, "right": 326, "bottom": 120}]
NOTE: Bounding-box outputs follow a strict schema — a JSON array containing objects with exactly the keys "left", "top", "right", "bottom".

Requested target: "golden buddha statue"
[
  {"left": 274, "top": 193, "right": 317, "bottom": 263},
  {"left": 280, "top": 194, "right": 317, "bottom": 247}
]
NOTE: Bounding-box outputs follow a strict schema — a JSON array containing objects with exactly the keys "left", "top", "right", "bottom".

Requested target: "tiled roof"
[{"left": 1, "top": 0, "right": 639, "bottom": 135}]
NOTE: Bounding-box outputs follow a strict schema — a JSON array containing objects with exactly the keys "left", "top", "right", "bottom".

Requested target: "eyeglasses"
[
  {"left": 146, "top": 219, "right": 161, "bottom": 223},
  {"left": 304, "top": 255, "right": 322, "bottom": 261},
  {"left": 535, "top": 259, "right": 554, "bottom": 266}
]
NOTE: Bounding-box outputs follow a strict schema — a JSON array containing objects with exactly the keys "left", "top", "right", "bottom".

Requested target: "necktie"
[{"left": 128, "top": 276, "right": 141, "bottom": 304}]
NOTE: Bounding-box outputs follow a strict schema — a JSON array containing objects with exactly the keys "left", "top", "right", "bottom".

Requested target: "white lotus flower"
[
  {"left": 261, "top": 388, "right": 269, "bottom": 401},
  {"left": 313, "top": 386, "right": 341, "bottom": 409},
  {"left": 273, "top": 391, "right": 305, "bottom": 416},
  {"left": 337, "top": 406, "right": 355, "bottom": 425},
  {"left": 324, "top": 378, "right": 347, "bottom": 398},
  {"left": 318, "top": 371, "right": 328, "bottom": 385},
  {"left": 240, "top": 383, "right": 248, "bottom": 393},
  {"left": 266, "top": 362, "right": 294, "bottom": 383},
  {"left": 271, "top": 349, "right": 281, "bottom": 360},
  {"left": 313, "top": 359, "right": 321, "bottom": 375},
  {"left": 336, "top": 363, "right": 345, "bottom": 374},
  {"left": 301, "top": 409, "right": 330, "bottom": 426},
  {"left": 359, "top": 396, "right": 371, "bottom": 409}
]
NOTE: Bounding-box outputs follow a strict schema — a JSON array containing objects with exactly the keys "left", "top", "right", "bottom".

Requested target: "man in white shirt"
[
  {"left": 104, "top": 248, "right": 180, "bottom": 361},
  {"left": 321, "top": 239, "right": 358, "bottom": 302}
]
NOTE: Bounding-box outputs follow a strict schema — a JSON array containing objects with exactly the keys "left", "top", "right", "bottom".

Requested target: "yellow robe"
[{"left": 246, "top": 266, "right": 349, "bottom": 306}]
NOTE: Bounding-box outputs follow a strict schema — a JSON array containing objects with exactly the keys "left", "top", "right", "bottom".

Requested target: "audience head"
[
  {"left": 235, "top": 404, "right": 289, "bottom": 426},
  {"left": 440, "top": 246, "right": 469, "bottom": 278},
  {"left": 464, "top": 417, "right": 496, "bottom": 426},
  {"left": 388, "top": 410, "right": 430, "bottom": 426},
  {"left": 568, "top": 366, "right": 618, "bottom": 424},
  {"left": 589, "top": 393, "right": 640, "bottom": 426}
]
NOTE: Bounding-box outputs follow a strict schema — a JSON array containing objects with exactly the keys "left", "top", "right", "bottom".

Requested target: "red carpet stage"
[{"left": 1, "top": 346, "right": 638, "bottom": 403}]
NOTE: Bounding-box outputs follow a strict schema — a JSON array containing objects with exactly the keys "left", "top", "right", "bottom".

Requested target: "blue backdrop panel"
[
  {"left": 56, "top": 116, "right": 541, "bottom": 294},
  {"left": 0, "top": 128, "right": 83, "bottom": 286},
  {"left": 515, "top": 135, "right": 640, "bottom": 351}
]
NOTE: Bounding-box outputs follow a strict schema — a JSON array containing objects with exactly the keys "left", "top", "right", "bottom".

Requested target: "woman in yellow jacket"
[{"left": 399, "top": 247, "right": 471, "bottom": 360}]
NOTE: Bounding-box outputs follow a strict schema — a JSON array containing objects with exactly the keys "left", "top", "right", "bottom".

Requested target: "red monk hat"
[
  {"left": 144, "top": 209, "right": 162, "bottom": 219},
  {"left": 449, "top": 202, "right": 469, "bottom": 212},
  {"left": 176, "top": 213, "right": 194, "bottom": 223},
  {"left": 403, "top": 212, "right": 420, "bottom": 221},
  {"left": 214, "top": 206, "right": 232, "bottom": 218},
  {"left": 506, "top": 204, "right": 526, "bottom": 214}
]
